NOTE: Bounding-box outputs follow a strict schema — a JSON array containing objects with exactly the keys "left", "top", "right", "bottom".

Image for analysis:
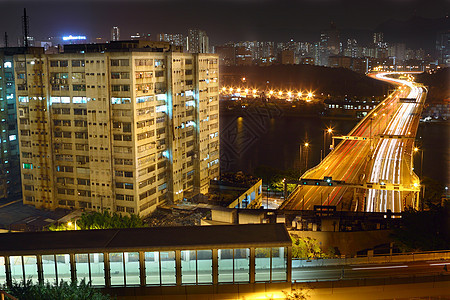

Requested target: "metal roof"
[{"left": 0, "top": 224, "right": 291, "bottom": 255}]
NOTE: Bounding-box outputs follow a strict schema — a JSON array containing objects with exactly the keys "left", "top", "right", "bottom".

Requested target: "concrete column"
[
  {"left": 286, "top": 247, "right": 292, "bottom": 282},
  {"left": 175, "top": 250, "right": 182, "bottom": 286},
  {"left": 70, "top": 253, "right": 76, "bottom": 283},
  {"left": 5, "top": 256, "right": 11, "bottom": 286},
  {"left": 212, "top": 249, "right": 218, "bottom": 285},
  {"left": 104, "top": 253, "right": 110, "bottom": 288},
  {"left": 139, "top": 252, "right": 146, "bottom": 286},
  {"left": 36, "top": 255, "right": 43, "bottom": 284},
  {"left": 249, "top": 248, "right": 255, "bottom": 283}
]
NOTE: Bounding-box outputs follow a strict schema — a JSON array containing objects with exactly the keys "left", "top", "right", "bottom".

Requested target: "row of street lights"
[{"left": 220, "top": 87, "right": 315, "bottom": 99}]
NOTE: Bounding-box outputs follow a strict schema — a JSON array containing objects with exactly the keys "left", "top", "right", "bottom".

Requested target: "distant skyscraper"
[
  {"left": 327, "top": 22, "right": 340, "bottom": 56},
  {"left": 436, "top": 30, "right": 450, "bottom": 65},
  {"left": 373, "top": 32, "right": 383, "bottom": 44},
  {"left": 318, "top": 32, "right": 329, "bottom": 66},
  {"left": 255, "top": 41, "right": 274, "bottom": 62},
  {"left": 344, "top": 39, "right": 358, "bottom": 58},
  {"left": 158, "top": 33, "right": 185, "bottom": 50},
  {"left": 187, "top": 29, "right": 209, "bottom": 53},
  {"left": 130, "top": 32, "right": 151, "bottom": 41},
  {"left": 388, "top": 43, "right": 406, "bottom": 62},
  {"left": 111, "top": 26, "right": 120, "bottom": 41},
  {"left": 318, "top": 23, "right": 340, "bottom": 66}
]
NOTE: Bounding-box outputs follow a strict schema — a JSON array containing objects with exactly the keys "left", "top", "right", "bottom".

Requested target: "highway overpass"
[{"left": 280, "top": 72, "right": 426, "bottom": 213}]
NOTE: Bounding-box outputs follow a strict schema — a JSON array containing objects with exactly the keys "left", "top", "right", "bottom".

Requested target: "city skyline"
[{"left": 0, "top": 0, "right": 448, "bottom": 49}]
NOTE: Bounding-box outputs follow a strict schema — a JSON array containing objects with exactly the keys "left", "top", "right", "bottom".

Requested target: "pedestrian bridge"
[{"left": 0, "top": 224, "right": 291, "bottom": 288}]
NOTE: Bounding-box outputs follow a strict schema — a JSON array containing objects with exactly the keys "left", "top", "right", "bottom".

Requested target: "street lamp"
[
  {"left": 413, "top": 147, "right": 423, "bottom": 180},
  {"left": 323, "top": 128, "right": 333, "bottom": 161},
  {"left": 413, "top": 146, "right": 424, "bottom": 210},
  {"left": 304, "top": 142, "right": 310, "bottom": 170},
  {"left": 67, "top": 220, "right": 78, "bottom": 230}
]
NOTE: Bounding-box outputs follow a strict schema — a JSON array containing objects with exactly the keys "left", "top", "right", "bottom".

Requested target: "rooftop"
[
  {"left": 63, "top": 40, "right": 183, "bottom": 53},
  {"left": 0, "top": 223, "right": 291, "bottom": 255}
]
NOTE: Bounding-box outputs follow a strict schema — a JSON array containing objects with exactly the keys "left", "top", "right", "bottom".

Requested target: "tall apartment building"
[
  {"left": 158, "top": 33, "right": 186, "bottom": 50},
  {"left": 187, "top": 29, "right": 209, "bottom": 54},
  {"left": 436, "top": 30, "right": 450, "bottom": 65},
  {"left": 111, "top": 26, "right": 120, "bottom": 42},
  {"left": 0, "top": 48, "right": 43, "bottom": 199},
  {"left": 373, "top": 32, "right": 384, "bottom": 45},
  {"left": 14, "top": 41, "right": 219, "bottom": 216}
]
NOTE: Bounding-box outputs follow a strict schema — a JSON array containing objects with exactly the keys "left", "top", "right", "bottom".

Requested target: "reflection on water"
[
  {"left": 220, "top": 113, "right": 355, "bottom": 174},
  {"left": 220, "top": 113, "right": 449, "bottom": 185},
  {"left": 415, "top": 122, "right": 449, "bottom": 185}
]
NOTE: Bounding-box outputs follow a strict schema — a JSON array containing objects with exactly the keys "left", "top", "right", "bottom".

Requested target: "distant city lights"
[{"left": 62, "top": 35, "right": 87, "bottom": 41}]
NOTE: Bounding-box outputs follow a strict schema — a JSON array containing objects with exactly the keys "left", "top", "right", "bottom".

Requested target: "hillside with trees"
[
  {"left": 415, "top": 68, "right": 449, "bottom": 103},
  {"left": 221, "top": 65, "right": 391, "bottom": 97}
]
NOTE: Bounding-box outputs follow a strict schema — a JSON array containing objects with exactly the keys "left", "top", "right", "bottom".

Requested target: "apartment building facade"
[
  {"left": 0, "top": 48, "right": 43, "bottom": 199},
  {"left": 14, "top": 43, "right": 219, "bottom": 216},
  {"left": 187, "top": 29, "right": 209, "bottom": 54}
]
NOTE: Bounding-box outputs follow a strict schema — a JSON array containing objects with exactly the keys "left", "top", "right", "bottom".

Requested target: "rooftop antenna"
[
  {"left": 22, "top": 8, "right": 29, "bottom": 48},
  {"left": 4, "top": 32, "right": 8, "bottom": 48}
]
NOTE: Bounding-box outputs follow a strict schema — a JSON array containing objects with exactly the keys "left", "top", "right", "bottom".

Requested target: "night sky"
[{"left": 0, "top": 0, "right": 448, "bottom": 46}]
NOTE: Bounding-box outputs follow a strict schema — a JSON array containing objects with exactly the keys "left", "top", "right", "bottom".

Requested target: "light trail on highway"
[{"left": 280, "top": 72, "right": 426, "bottom": 213}]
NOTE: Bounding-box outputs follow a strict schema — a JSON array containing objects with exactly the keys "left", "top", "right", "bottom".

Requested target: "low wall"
[{"left": 289, "top": 229, "right": 392, "bottom": 256}]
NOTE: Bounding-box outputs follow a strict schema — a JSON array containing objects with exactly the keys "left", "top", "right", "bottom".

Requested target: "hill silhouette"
[
  {"left": 221, "top": 65, "right": 391, "bottom": 97},
  {"left": 416, "top": 68, "right": 450, "bottom": 103}
]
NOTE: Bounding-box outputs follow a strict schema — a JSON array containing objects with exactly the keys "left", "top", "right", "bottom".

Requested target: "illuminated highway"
[{"left": 280, "top": 72, "right": 426, "bottom": 212}]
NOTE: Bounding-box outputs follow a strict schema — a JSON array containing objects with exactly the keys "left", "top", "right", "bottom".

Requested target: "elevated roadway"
[{"left": 280, "top": 72, "right": 426, "bottom": 212}]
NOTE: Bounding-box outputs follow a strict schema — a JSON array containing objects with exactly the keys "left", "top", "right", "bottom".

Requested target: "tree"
[
  {"left": 291, "top": 235, "right": 335, "bottom": 259},
  {"left": 48, "top": 211, "right": 147, "bottom": 231},
  {"left": 254, "top": 165, "right": 301, "bottom": 193},
  {"left": 283, "top": 288, "right": 311, "bottom": 300},
  {"left": 391, "top": 200, "right": 450, "bottom": 252},
  {"left": 4, "top": 279, "right": 111, "bottom": 300},
  {"left": 422, "top": 176, "right": 445, "bottom": 207}
]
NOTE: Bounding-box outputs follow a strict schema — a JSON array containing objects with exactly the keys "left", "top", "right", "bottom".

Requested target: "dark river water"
[{"left": 219, "top": 109, "right": 449, "bottom": 186}]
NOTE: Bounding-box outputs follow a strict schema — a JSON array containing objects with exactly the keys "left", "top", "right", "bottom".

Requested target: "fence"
[{"left": 292, "top": 250, "right": 450, "bottom": 268}]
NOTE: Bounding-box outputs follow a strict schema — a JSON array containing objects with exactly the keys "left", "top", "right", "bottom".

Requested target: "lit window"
[{"left": 23, "top": 163, "right": 33, "bottom": 169}]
